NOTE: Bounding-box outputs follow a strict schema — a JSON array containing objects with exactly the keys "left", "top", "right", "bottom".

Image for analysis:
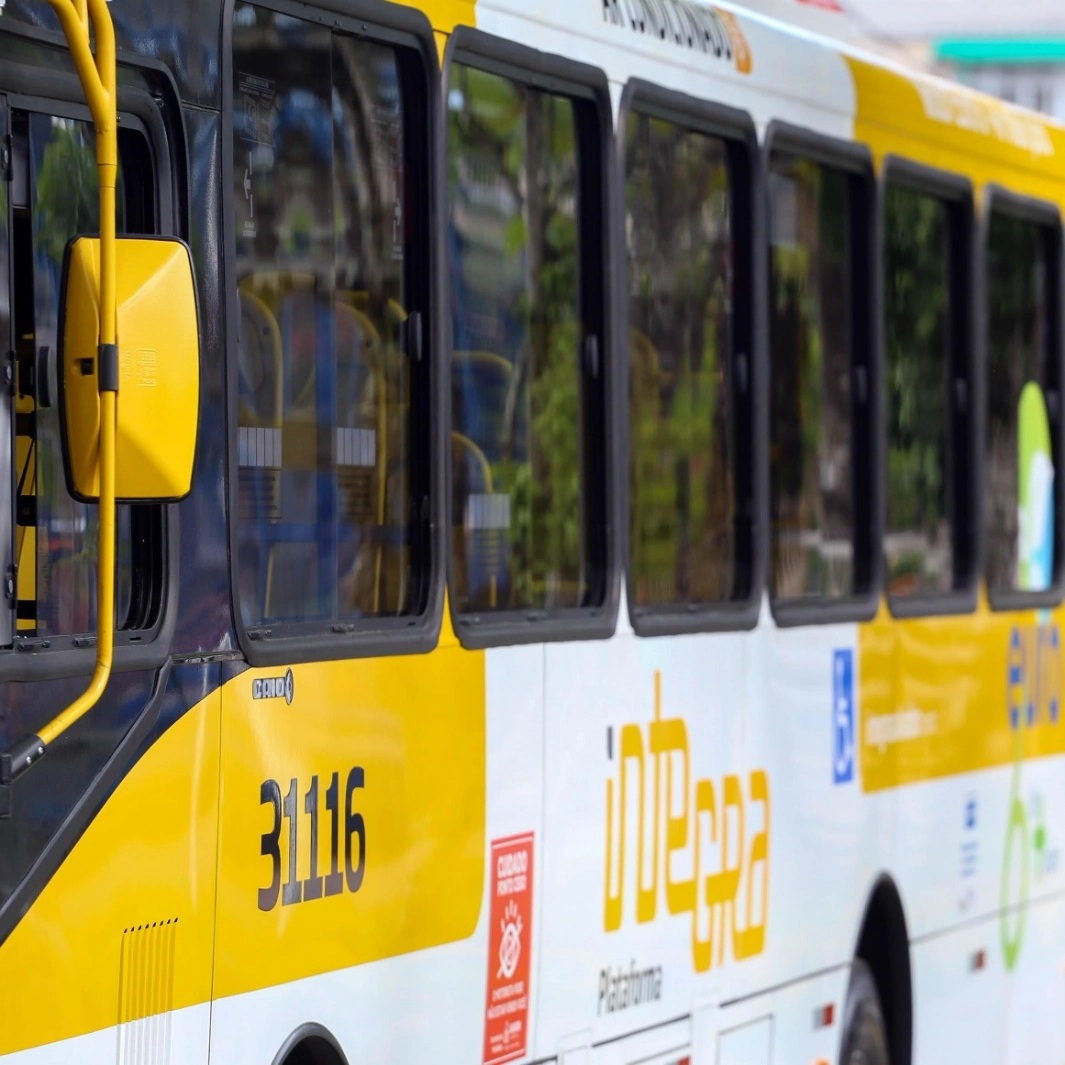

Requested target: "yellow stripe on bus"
[
  {"left": 846, "top": 55, "right": 1065, "bottom": 197},
  {"left": 847, "top": 53, "right": 1065, "bottom": 794},
  {"left": 859, "top": 597, "right": 1065, "bottom": 792}
]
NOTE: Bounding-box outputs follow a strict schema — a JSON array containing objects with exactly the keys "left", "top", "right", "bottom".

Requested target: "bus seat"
[
  {"left": 238, "top": 276, "right": 314, "bottom": 620},
  {"left": 629, "top": 327, "right": 664, "bottom": 387},
  {"left": 240, "top": 272, "right": 318, "bottom": 413},
  {"left": 452, "top": 350, "right": 514, "bottom": 466},
  {"left": 237, "top": 288, "right": 284, "bottom": 428},
  {"left": 454, "top": 349, "right": 513, "bottom": 379},
  {"left": 335, "top": 300, "right": 387, "bottom": 615},
  {"left": 451, "top": 430, "right": 505, "bottom": 610}
]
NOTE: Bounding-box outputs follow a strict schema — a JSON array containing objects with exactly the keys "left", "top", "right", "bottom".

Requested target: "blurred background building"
[
  {"left": 846, "top": 0, "right": 1065, "bottom": 120},
  {"left": 735, "top": 0, "right": 1065, "bottom": 120}
]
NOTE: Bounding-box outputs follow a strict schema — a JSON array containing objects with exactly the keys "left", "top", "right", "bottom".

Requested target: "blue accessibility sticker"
[{"left": 833, "top": 649, "right": 855, "bottom": 785}]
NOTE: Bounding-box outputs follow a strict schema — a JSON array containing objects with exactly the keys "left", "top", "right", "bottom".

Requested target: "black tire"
[{"left": 839, "top": 958, "right": 891, "bottom": 1065}]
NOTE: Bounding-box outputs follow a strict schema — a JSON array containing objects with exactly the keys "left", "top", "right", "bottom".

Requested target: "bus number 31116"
[{"left": 257, "top": 767, "right": 367, "bottom": 911}]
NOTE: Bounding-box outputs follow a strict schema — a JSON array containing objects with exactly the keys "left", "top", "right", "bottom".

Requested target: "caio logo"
[{"left": 253, "top": 668, "right": 294, "bottom": 705}]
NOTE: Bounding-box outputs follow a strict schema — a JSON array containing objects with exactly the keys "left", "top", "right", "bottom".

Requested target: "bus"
[{"left": 0, "top": 0, "right": 1062, "bottom": 1063}]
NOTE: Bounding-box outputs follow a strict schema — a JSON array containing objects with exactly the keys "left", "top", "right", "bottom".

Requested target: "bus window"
[
  {"left": 626, "top": 115, "right": 736, "bottom": 609},
  {"left": 0, "top": 104, "right": 10, "bottom": 651},
  {"left": 11, "top": 112, "right": 161, "bottom": 639},
  {"left": 985, "top": 207, "right": 1060, "bottom": 599},
  {"left": 447, "top": 65, "right": 595, "bottom": 615},
  {"left": 232, "top": 6, "right": 427, "bottom": 629},
  {"left": 883, "top": 180, "right": 971, "bottom": 603},
  {"left": 768, "top": 156, "right": 855, "bottom": 601}
]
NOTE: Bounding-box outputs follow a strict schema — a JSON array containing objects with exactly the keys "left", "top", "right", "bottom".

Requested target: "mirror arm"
[{"left": 0, "top": 0, "right": 120, "bottom": 799}]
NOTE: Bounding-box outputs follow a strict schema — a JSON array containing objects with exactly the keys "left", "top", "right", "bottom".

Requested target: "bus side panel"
[
  {"left": 212, "top": 647, "right": 486, "bottom": 1003},
  {"left": 0, "top": 666, "right": 222, "bottom": 1061},
  {"left": 535, "top": 612, "right": 877, "bottom": 1057},
  {"left": 1004, "top": 892, "right": 1065, "bottom": 1065},
  {"left": 207, "top": 641, "right": 545, "bottom": 1065},
  {"left": 909, "top": 914, "right": 1008, "bottom": 1065}
]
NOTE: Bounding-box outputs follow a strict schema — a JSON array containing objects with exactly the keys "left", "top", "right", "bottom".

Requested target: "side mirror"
[{"left": 60, "top": 236, "right": 200, "bottom": 502}]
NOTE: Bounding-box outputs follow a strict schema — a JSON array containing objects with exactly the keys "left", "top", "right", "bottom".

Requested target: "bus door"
[{"left": 0, "top": 82, "right": 216, "bottom": 1064}]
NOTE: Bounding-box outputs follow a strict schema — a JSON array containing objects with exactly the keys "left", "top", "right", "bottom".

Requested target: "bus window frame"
[
  {"left": 619, "top": 78, "right": 764, "bottom": 639},
  {"left": 880, "top": 155, "right": 979, "bottom": 620},
  {"left": 0, "top": 43, "right": 185, "bottom": 684},
  {"left": 442, "top": 27, "right": 620, "bottom": 651},
  {"left": 221, "top": 0, "right": 447, "bottom": 667},
  {"left": 763, "top": 121, "right": 880, "bottom": 628},
  {"left": 981, "top": 183, "right": 1065, "bottom": 613}
]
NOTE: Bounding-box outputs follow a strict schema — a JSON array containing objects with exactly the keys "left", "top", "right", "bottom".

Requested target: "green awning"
[{"left": 935, "top": 38, "right": 1065, "bottom": 65}]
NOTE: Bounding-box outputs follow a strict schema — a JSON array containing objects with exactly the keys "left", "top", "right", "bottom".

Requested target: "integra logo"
[
  {"left": 253, "top": 668, "right": 294, "bottom": 705},
  {"left": 604, "top": 671, "right": 770, "bottom": 973}
]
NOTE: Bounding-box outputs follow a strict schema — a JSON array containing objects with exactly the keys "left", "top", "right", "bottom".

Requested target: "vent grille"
[{"left": 116, "top": 918, "right": 178, "bottom": 1065}]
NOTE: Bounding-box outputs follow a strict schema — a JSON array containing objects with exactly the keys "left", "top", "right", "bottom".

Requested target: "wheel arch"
[
  {"left": 853, "top": 872, "right": 913, "bottom": 1065},
  {"left": 271, "top": 1022, "right": 350, "bottom": 1065}
]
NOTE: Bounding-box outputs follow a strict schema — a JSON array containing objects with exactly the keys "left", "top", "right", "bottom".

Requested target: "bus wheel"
[{"left": 840, "top": 958, "right": 890, "bottom": 1065}]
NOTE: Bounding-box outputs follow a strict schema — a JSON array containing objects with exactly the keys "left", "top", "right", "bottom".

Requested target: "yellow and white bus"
[{"left": 0, "top": 0, "right": 1062, "bottom": 1063}]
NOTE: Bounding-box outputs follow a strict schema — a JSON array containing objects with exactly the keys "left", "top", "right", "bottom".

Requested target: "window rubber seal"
[
  {"left": 980, "top": 183, "right": 1065, "bottom": 614},
  {"left": 762, "top": 121, "right": 882, "bottom": 629},
  {"left": 880, "top": 154, "right": 979, "bottom": 621},
  {"left": 442, "top": 27, "right": 622, "bottom": 651},
  {"left": 220, "top": 0, "right": 447, "bottom": 667},
  {"left": 618, "top": 77, "right": 765, "bottom": 638}
]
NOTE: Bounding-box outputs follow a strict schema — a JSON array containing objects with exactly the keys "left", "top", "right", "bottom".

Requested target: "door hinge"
[
  {"left": 1, "top": 136, "right": 12, "bottom": 183},
  {"left": 5, "top": 566, "right": 15, "bottom": 603}
]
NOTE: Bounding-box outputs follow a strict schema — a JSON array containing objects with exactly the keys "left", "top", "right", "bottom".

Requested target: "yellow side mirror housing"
[{"left": 60, "top": 236, "right": 200, "bottom": 502}]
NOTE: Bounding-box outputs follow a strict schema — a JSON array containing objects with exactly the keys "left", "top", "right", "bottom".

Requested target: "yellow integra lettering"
[{"left": 604, "top": 672, "right": 770, "bottom": 972}]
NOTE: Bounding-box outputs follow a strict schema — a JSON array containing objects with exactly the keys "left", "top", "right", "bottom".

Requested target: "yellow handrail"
[{"left": 35, "top": 0, "right": 118, "bottom": 746}]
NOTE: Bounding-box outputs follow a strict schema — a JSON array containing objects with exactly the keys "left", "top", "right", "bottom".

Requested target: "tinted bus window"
[
  {"left": 768, "top": 156, "right": 854, "bottom": 601},
  {"left": 447, "top": 65, "right": 590, "bottom": 614},
  {"left": 626, "top": 114, "right": 735, "bottom": 608},
  {"left": 986, "top": 210, "right": 1058, "bottom": 595},
  {"left": 232, "top": 5, "right": 422, "bottom": 628},
  {"left": 883, "top": 183, "right": 954, "bottom": 599}
]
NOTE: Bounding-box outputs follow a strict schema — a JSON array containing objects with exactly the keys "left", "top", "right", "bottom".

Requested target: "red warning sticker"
[{"left": 483, "top": 832, "right": 534, "bottom": 1065}]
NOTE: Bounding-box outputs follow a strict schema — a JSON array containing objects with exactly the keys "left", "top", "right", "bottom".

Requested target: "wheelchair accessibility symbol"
[{"left": 833, "top": 649, "right": 854, "bottom": 785}]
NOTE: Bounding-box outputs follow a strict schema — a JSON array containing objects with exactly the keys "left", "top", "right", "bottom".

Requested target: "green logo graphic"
[
  {"left": 1001, "top": 383, "right": 1056, "bottom": 970},
  {"left": 1000, "top": 729, "right": 1029, "bottom": 972},
  {"left": 1017, "top": 381, "right": 1054, "bottom": 592}
]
